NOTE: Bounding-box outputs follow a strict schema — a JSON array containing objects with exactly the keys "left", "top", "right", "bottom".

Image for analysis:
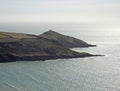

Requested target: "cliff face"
[
  {"left": 40, "top": 30, "right": 96, "bottom": 48},
  {"left": 0, "top": 32, "right": 95, "bottom": 63}
]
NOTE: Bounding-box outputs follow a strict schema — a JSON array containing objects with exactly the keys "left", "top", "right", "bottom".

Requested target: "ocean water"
[{"left": 0, "top": 22, "right": 120, "bottom": 91}]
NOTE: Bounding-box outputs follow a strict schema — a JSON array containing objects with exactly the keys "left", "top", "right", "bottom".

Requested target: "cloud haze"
[{"left": 0, "top": 0, "right": 120, "bottom": 23}]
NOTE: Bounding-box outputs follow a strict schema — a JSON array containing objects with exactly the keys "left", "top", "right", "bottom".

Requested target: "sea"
[{"left": 0, "top": 22, "right": 120, "bottom": 91}]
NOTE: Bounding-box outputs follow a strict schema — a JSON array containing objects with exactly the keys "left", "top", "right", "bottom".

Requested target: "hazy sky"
[{"left": 0, "top": 0, "right": 120, "bottom": 23}]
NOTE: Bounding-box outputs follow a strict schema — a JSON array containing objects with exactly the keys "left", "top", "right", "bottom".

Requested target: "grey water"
[{"left": 0, "top": 22, "right": 120, "bottom": 91}]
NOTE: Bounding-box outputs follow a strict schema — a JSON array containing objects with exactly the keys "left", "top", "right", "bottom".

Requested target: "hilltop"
[{"left": 40, "top": 30, "right": 96, "bottom": 48}]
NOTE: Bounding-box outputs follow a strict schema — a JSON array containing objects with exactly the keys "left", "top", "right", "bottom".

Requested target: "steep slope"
[
  {"left": 40, "top": 30, "right": 96, "bottom": 48},
  {"left": 0, "top": 32, "right": 96, "bottom": 63}
]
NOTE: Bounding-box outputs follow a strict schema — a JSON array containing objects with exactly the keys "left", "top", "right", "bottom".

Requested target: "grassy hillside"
[
  {"left": 40, "top": 30, "right": 96, "bottom": 48},
  {"left": 0, "top": 32, "right": 37, "bottom": 42}
]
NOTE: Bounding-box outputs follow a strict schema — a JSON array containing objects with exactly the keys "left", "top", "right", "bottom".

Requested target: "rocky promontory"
[{"left": 0, "top": 31, "right": 99, "bottom": 63}]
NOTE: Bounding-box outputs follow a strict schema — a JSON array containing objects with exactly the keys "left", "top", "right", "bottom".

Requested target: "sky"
[{"left": 0, "top": 0, "right": 120, "bottom": 23}]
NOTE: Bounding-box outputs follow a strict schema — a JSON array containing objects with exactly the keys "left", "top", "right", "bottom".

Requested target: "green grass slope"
[{"left": 0, "top": 32, "right": 37, "bottom": 42}]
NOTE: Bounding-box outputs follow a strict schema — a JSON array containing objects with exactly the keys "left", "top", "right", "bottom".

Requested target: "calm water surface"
[{"left": 0, "top": 22, "right": 120, "bottom": 91}]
